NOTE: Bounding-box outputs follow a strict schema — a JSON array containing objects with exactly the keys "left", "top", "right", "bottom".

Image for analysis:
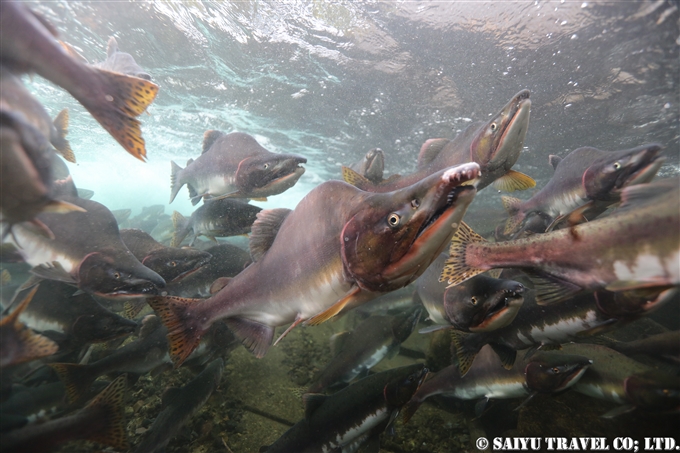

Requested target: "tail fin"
[
  {"left": 49, "top": 362, "right": 98, "bottom": 404},
  {"left": 169, "top": 161, "right": 184, "bottom": 203},
  {"left": 0, "top": 286, "right": 59, "bottom": 367},
  {"left": 501, "top": 196, "right": 525, "bottom": 235},
  {"left": 146, "top": 295, "right": 207, "bottom": 367},
  {"left": 51, "top": 109, "right": 75, "bottom": 163},
  {"left": 440, "top": 222, "right": 488, "bottom": 288},
  {"left": 450, "top": 330, "right": 484, "bottom": 376},
  {"left": 77, "top": 68, "right": 159, "bottom": 161},
  {"left": 82, "top": 374, "right": 129, "bottom": 450},
  {"left": 171, "top": 211, "right": 190, "bottom": 247}
]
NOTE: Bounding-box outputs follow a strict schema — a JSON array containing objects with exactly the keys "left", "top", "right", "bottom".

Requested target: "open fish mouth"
[
  {"left": 169, "top": 260, "right": 210, "bottom": 283},
  {"left": 469, "top": 287, "right": 524, "bottom": 332},
  {"left": 414, "top": 163, "right": 481, "bottom": 239},
  {"left": 615, "top": 145, "right": 664, "bottom": 189}
]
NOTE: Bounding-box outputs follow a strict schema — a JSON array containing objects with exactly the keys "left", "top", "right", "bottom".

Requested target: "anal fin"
[{"left": 224, "top": 317, "right": 274, "bottom": 358}]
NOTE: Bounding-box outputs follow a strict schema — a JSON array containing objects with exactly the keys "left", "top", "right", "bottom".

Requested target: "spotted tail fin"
[
  {"left": 76, "top": 69, "right": 158, "bottom": 161},
  {"left": 440, "top": 222, "right": 488, "bottom": 288},
  {"left": 146, "top": 295, "right": 207, "bottom": 367}
]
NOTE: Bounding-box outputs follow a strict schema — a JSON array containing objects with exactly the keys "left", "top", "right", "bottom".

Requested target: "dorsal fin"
[
  {"left": 106, "top": 37, "right": 119, "bottom": 58},
  {"left": 341, "top": 166, "right": 374, "bottom": 190},
  {"left": 302, "top": 393, "right": 327, "bottom": 419},
  {"left": 417, "top": 138, "right": 449, "bottom": 168},
  {"left": 548, "top": 155, "right": 562, "bottom": 171},
  {"left": 249, "top": 208, "right": 292, "bottom": 262},
  {"left": 203, "top": 130, "right": 224, "bottom": 154}
]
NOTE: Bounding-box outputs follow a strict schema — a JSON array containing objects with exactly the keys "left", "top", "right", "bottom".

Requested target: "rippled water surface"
[{"left": 29, "top": 0, "right": 679, "bottom": 214}]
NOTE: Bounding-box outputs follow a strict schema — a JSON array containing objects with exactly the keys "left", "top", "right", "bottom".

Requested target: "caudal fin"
[
  {"left": 0, "top": 286, "right": 59, "bottom": 367},
  {"left": 171, "top": 211, "right": 190, "bottom": 247},
  {"left": 146, "top": 295, "right": 206, "bottom": 367},
  {"left": 76, "top": 69, "right": 159, "bottom": 161},
  {"left": 169, "top": 161, "right": 185, "bottom": 203},
  {"left": 49, "top": 362, "right": 98, "bottom": 404},
  {"left": 440, "top": 222, "right": 488, "bottom": 288},
  {"left": 51, "top": 109, "right": 76, "bottom": 163},
  {"left": 82, "top": 374, "right": 129, "bottom": 451}
]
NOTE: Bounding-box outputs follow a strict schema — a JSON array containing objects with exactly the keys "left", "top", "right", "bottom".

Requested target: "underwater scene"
[{"left": 1, "top": 1, "right": 679, "bottom": 452}]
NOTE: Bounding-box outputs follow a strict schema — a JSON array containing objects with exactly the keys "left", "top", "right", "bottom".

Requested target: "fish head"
[
  {"left": 341, "top": 163, "right": 480, "bottom": 292},
  {"left": 583, "top": 143, "right": 664, "bottom": 200},
  {"left": 469, "top": 89, "right": 531, "bottom": 176},
  {"left": 141, "top": 248, "right": 212, "bottom": 283},
  {"left": 524, "top": 351, "right": 592, "bottom": 393},
  {"left": 76, "top": 251, "right": 166, "bottom": 297},
  {"left": 443, "top": 275, "right": 525, "bottom": 332},
  {"left": 595, "top": 287, "right": 676, "bottom": 318},
  {"left": 383, "top": 364, "right": 429, "bottom": 409},
  {"left": 624, "top": 370, "right": 680, "bottom": 412},
  {"left": 390, "top": 305, "right": 423, "bottom": 342},
  {"left": 352, "top": 148, "right": 385, "bottom": 182},
  {"left": 234, "top": 153, "right": 307, "bottom": 198}
]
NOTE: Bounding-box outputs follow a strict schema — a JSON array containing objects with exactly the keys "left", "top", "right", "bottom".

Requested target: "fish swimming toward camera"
[
  {"left": 346, "top": 147, "right": 400, "bottom": 185},
  {"left": 501, "top": 143, "right": 663, "bottom": 237},
  {"left": 0, "top": 2, "right": 159, "bottom": 160},
  {"left": 306, "top": 306, "right": 422, "bottom": 394},
  {"left": 415, "top": 253, "right": 525, "bottom": 333},
  {"left": 7, "top": 195, "right": 166, "bottom": 298},
  {"left": 150, "top": 163, "right": 480, "bottom": 365},
  {"left": 171, "top": 198, "right": 262, "bottom": 247},
  {"left": 401, "top": 345, "right": 592, "bottom": 422},
  {"left": 262, "top": 364, "right": 428, "bottom": 453},
  {"left": 557, "top": 343, "right": 680, "bottom": 418},
  {"left": 169, "top": 131, "right": 307, "bottom": 205},
  {"left": 442, "top": 177, "right": 680, "bottom": 306},
  {"left": 0, "top": 374, "right": 129, "bottom": 453},
  {"left": 343, "top": 89, "right": 534, "bottom": 193},
  {"left": 95, "top": 36, "right": 152, "bottom": 80},
  {"left": 133, "top": 358, "right": 223, "bottom": 453},
  {"left": 120, "top": 228, "right": 212, "bottom": 283}
]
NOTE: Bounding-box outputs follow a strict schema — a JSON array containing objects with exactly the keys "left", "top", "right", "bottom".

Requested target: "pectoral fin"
[
  {"left": 30, "top": 262, "right": 77, "bottom": 284},
  {"left": 305, "top": 287, "right": 363, "bottom": 326},
  {"left": 493, "top": 170, "right": 536, "bottom": 192}
]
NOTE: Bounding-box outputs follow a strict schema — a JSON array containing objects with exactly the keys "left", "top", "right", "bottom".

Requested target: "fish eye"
[
  {"left": 387, "top": 213, "right": 401, "bottom": 227},
  {"left": 613, "top": 162, "right": 621, "bottom": 170},
  {"left": 113, "top": 272, "right": 121, "bottom": 280},
  {"left": 490, "top": 122, "right": 498, "bottom": 131},
  {"left": 552, "top": 367, "right": 560, "bottom": 374},
  {"left": 411, "top": 199, "right": 420, "bottom": 209},
  {"left": 263, "top": 163, "right": 269, "bottom": 169},
  {"left": 471, "top": 296, "right": 478, "bottom": 306},
  {"left": 170, "top": 261, "right": 177, "bottom": 267}
]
